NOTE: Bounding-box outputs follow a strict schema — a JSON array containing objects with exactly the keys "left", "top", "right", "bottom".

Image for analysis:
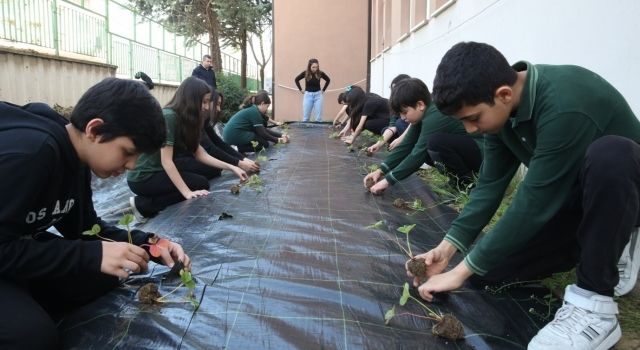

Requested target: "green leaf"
[
  {"left": 410, "top": 199, "right": 425, "bottom": 211},
  {"left": 397, "top": 224, "right": 416, "bottom": 235},
  {"left": 82, "top": 224, "right": 101, "bottom": 236},
  {"left": 180, "top": 269, "right": 196, "bottom": 290},
  {"left": 384, "top": 305, "right": 396, "bottom": 325},
  {"left": 399, "top": 282, "right": 411, "bottom": 306},
  {"left": 251, "top": 140, "right": 259, "bottom": 149},
  {"left": 365, "top": 220, "right": 385, "bottom": 230},
  {"left": 119, "top": 214, "right": 134, "bottom": 226}
]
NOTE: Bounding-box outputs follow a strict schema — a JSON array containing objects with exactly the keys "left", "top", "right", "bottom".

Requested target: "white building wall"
[{"left": 370, "top": 0, "right": 640, "bottom": 115}]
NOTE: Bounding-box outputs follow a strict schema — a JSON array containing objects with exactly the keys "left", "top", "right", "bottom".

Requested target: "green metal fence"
[{"left": 0, "top": 0, "right": 260, "bottom": 88}]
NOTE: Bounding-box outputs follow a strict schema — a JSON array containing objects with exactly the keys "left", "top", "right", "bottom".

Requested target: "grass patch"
[{"left": 417, "top": 167, "right": 522, "bottom": 231}]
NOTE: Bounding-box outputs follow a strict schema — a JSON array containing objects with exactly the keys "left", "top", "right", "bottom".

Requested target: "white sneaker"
[
  {"left": 129, "top": 196, "right": 148, "bottom": 224},
  {"left": 528, "top": 284, "right": 620, "bottom": 350},
  {"left": 615, "top": 227, "right": 640, "bottom": 296}
]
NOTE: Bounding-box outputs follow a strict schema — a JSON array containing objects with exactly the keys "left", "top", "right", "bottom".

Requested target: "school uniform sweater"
[
  {"left": 0, "top": 102, "right": 150, "bottom": 280},
  {"left": 223, "top": 105, "right": 278, "bottom": 145},
  {"left": 380, "top": 104, "right": 482, "bottom": 184},
  {"left": 446, "top": 61, "right": 640, "bottom": 275}
]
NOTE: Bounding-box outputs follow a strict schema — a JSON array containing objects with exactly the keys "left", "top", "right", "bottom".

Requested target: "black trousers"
[
  {"left": 470, "top": 136, "right": 640, "bottom": 297},
  {"left": 128, "top": 154, "right": 221, "bottom": 217},
  {"left": 0, "top": 273, "right": 119, "bottom": 349},
  {"left": 426, "top": 132, "right": 483, "bottom": 185}
]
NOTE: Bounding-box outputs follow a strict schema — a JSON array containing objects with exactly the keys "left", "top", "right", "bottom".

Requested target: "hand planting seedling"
[
  {"left": 393, "top": 224, "right": 428, "bottom": 281},
  {"left": 365, "top": 177, "right": 376, "bottom": 189},
  {"left": 385, "top": 283, "right": 464, "bottom": 341}
]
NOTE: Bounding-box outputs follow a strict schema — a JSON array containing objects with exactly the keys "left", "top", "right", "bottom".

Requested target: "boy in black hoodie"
[{"left": 0, "top": 78, "right": 192, "bottom": 348}]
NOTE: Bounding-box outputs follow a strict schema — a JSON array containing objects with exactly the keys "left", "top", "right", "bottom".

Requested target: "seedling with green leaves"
[
  {"left": 82, "top": 224, "right": 114, "bottom": 242},
  {"left": 118, "top": 213, "right": 135, "bottom": 244},
  {"left": 394, "top": 224, "right": 428, "bottom": 281},
  {"left": 329, "top": 131, "right": 340, "bottom": 139},
  {"left": 243, "top": 174, "right": 264, "bottom": 192},
  {"left": 365, "top": 220, "right": 385, "bottom": 230},
  {"left": 385, "top": 283, "right": 464, "bottom": 341},
  {"left": 138, "top": 267, "right": 199, "bottom": 309}
]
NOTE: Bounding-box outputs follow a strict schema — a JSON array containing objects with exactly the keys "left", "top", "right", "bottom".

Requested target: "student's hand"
[
  {"left": 406, "top": 240, "right": 457, "bottom": 287},
  {"left": 344, "top": 136, "right": 354, "bottom": 145},
  {"left": 363, "top": 169, "right": 383, "bottom": 188},
  {"left": 154, "top": 239, "right": 192, "bottom": 271},
  {"left": 367, "top": 141, "right": 383, "bottom": 154},
  {"left": 238, "top": 158, "right": 260, "bottom": 172},
  {"left": 299, "top": 90, "right": 304, "bottom": 95},
  {"left": 370, "top": 179, "right": 390, "bottom": 195},
  {"left": 417, "top": 262, "right": 473, "bottom": 301},
  {"left": 282, "top": 134, "right": 290, "bottom": 143},
  {"left": 232, "top": 166, "right": 249, "bottom": 182},
  {"left": 389, "top": 137, "right": 403, "bottom": 150},
  {"left": 338, "top": 129, "right": 348, "bottom": 137},
  {"left": 183, "top": 189, "right": 209, "bottom": 200},
  {"left": 100, "top": 241, "right": 149, "bottom": 279}
]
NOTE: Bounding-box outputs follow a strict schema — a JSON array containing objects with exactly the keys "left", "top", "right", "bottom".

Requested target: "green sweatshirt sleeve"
[
  {"left": 451, "top": 113, "right": 600, "bottom": 275},
  {"left": 384, "top": 106, "right": 467, "bottom": 185},
  {"left": 380, "top": 120, "right": 421, "bottom": 175}
]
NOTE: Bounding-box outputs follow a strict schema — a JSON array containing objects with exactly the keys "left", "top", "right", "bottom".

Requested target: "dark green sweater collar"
[{"left": 510, "top": 61, "right": 538, "bottom": 128}]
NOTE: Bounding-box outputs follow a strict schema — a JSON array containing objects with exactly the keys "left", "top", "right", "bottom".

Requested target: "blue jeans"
[{"left": 302, "top": 91, "right": 323, "bottom": 122}]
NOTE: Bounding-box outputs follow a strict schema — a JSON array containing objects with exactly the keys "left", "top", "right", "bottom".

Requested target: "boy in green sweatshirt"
[{"left": 408, "top": 42, "right": 640, "bottom": 350}]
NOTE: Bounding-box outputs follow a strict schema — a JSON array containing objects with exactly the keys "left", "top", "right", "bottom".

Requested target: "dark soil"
[
  {"left": 366, "top": 150, "right": 373, "bottom": 157},
  {"left": 230, "top": 184, "right": 241, "bottom": 194},
  {"left": 432, "top": 314, "right": 464, "bottom": 340},
  {"left": 138, "top": 283, "right": 161, "bottom": 304},
  {"left": 393, "top": 198, "right": 409, "bottom": 209},
  {"left": 365, "top": 177, "right": 376, "bottom": 189},
  {"left": 407, "top": 257, "right": 427, "bottom": 279}
]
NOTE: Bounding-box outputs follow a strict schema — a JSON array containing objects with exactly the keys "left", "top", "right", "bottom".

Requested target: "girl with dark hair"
[
  {"left": 127, "top": 77, "right": 248, "bottom": 219},
  {"left": 331, "top": 92, "right": 350, "bottom": 128},
  {"left": 342, "top": 85, "right": 391, "bottom": 145},
  {"left": 295, "top": 58, "right": 331, "bottom": 122},
  {"left": 223, "top": 92, "right": 289, "bottom": 153},
  {"left": 201, "top": 90, "right": 260, "bottom": 173},
  {"left": 366, "top": 74, "right": 412, "bottom": 154}
]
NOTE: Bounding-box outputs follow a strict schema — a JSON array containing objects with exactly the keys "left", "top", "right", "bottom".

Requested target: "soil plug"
[
  {"left": 138, "top": 283, "right": 162, "bottom": 304},
  {"left": 393, "top": 198, "right": 410, "bottom": 209},
  {"left": 365, "top": 177, "right": 376, "bottom": 189},
  {"left": 230, "top": 184, "right": 241, "bottom": 194},
  {"left": 385, "top": 283, "right": 464, "bottom": 341},
  {"left": 432, "top": 314, "right": 465, "bottom": 340}
]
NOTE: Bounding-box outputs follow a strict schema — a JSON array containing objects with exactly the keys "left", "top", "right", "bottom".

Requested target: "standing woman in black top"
[{"left": 294, "top": 58, "right": 330, "bottom": 122}]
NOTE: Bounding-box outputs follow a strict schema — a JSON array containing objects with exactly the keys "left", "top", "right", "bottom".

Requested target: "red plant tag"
[{"left": 148, "top": 236, "right": 170, "bottom": 258}]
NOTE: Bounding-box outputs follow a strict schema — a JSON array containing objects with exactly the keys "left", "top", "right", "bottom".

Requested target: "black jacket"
[
  {"left": 192, "top": 65, "right": 217, "bottom": 89},
  {"left": 0, "top": 102, "right": 150, "bottom": 281}
]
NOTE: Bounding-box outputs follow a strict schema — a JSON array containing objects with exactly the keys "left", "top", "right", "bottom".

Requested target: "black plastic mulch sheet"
[{"left": 63, "top": 124, "right": 554, "bottom": 349}]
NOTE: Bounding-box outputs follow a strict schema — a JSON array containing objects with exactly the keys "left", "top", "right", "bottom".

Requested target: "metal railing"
[{"left": 0, "top": 0, "right": 260, "bottom": 88}]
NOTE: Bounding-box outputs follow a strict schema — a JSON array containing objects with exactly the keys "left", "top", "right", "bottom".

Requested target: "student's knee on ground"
[{"left": 583, "top": 135, "right": 640, "bottom": 182}]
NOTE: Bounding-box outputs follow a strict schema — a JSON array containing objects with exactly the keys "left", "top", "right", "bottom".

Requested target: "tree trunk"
[
  {"left": 259, "top": 65, "right": 265, "bottom": 90},
  {"left": 240, "top": 29, "right": 247, "bottom": 89},
  {"left": 206, "top": 4, "right": 223, "bottom": 72}
]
